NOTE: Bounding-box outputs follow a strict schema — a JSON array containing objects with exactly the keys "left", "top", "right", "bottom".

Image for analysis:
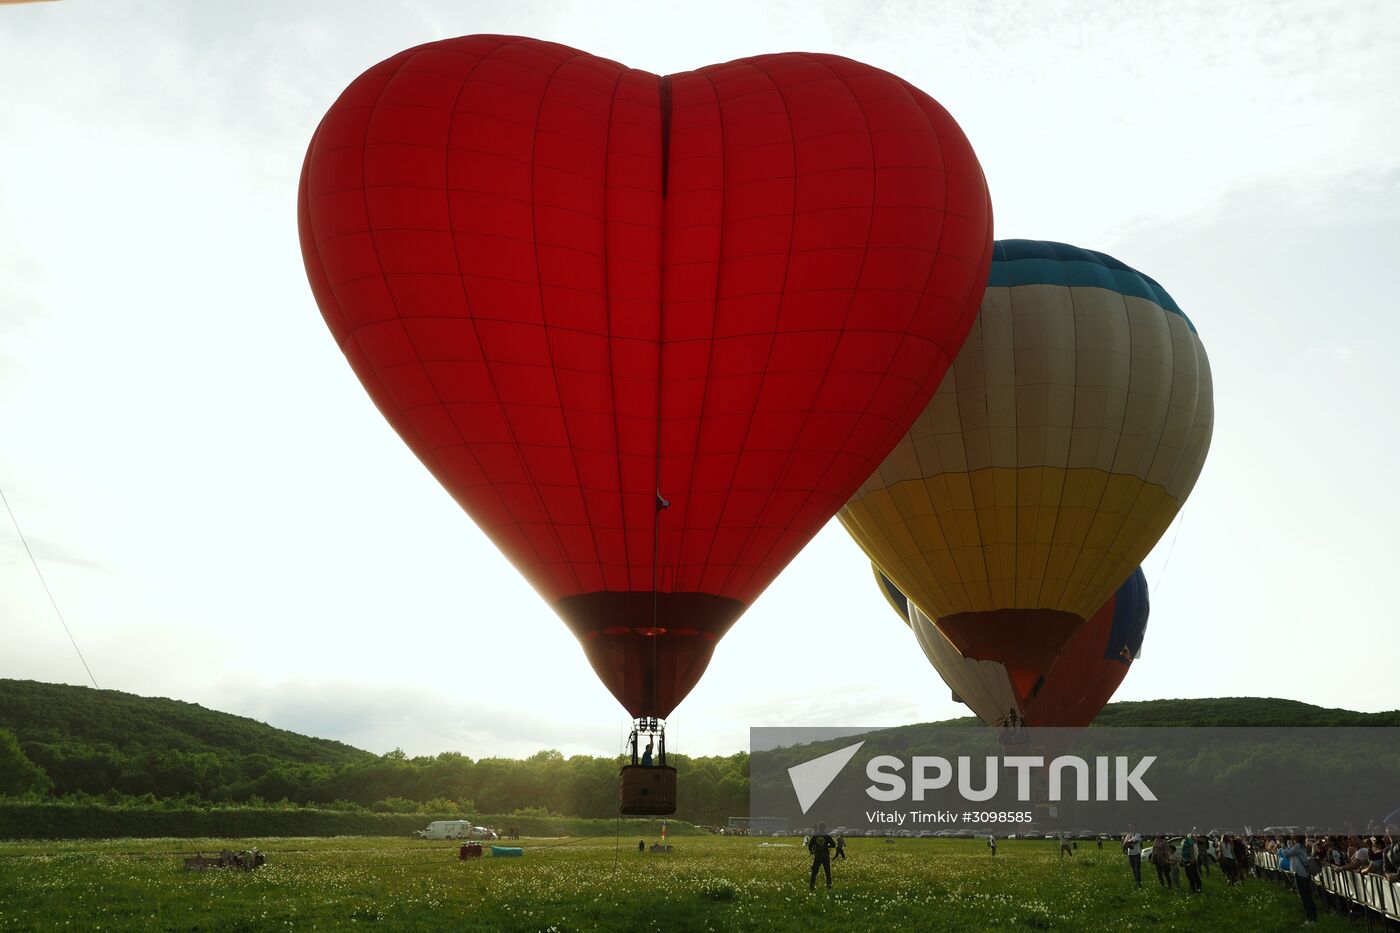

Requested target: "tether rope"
[{"left": 0, "top": 484, "right": 98, "bottom": 688}]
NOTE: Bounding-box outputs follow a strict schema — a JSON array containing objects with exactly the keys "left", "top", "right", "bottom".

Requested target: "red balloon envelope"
[
  {"left": 299, "top": 35, "right": 992, "bottom": 718},
  {"left": 1022, "top": 568, "right": 1150, "bottom": 727}
]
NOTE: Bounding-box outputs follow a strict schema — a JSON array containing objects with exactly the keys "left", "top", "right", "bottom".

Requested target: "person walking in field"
[
  {"left": 834, "top": 835, "right": 847, "bottom": 860},
  {"left": 808, "top": 822, "right": 836, "bottom": 890},
  {"left": 1059, "top": 832, "right": 1074, "bottom": 859},
  {"left": 1123, "top": 828, "right": 1144, "bottom": 887},
  {"left": 988, "top": 833, "right": 997, "bottom": 857}
]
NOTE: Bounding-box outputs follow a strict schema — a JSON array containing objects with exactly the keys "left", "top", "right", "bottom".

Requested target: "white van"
[{"left": 416, "top": 820, "right": 473, "bottom": 840}]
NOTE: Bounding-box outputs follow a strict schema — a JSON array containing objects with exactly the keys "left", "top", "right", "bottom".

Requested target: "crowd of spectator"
[{"left": 1121, "top": 824, "right": 1399, "bottom": 926}]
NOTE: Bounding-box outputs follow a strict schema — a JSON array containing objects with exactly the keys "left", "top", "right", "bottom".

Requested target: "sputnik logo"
[{"left": 788, "top": 741, "right": 864, "bottom": 814}]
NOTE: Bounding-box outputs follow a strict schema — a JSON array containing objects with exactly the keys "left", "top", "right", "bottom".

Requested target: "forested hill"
[
  {"left": 0, "top": 679, "right": 369, "bottom": 764},
  {"left": 799, "top": 697, "right": 1400, "bottom": 758},
  {"left": 925, "top": 697, "right": 1400, "bottom": 729},
  {"left": 0, "top": 678, "right": 371, "bottom": 799},
  {"left": 1088, "top": 697, "right": 1400, "bottom": 727},
  {"left": 6, "top": 681, "right": 1392, "bottom": 770},
  {"left": 1, "top": 680, "right": 1394, "bottom": 826}
]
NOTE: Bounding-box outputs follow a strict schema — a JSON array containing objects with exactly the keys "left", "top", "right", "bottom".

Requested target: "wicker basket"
[{"left": 618, "top": 764, "right": 677, "bottom": 815}]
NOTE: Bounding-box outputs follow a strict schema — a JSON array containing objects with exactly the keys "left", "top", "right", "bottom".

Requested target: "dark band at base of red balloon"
[
  {"left": 935, "top": 608, "right": 1085, "bottom": 705},
  {"left": 556, "top": 592, "right": 747, "bottom": 719}
]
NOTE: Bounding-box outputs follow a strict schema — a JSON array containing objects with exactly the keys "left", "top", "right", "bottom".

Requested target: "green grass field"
[{"left": 0, "top": 835, "right": 1345, "bottom": 931}]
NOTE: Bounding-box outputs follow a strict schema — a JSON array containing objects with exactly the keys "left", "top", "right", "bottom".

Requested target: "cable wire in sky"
[
  {"left": 0, "top": 484, "right": 99, "bottom": 689},
  {"left": 1150, "top": 504, "right": 1189, "bottom": 600}
]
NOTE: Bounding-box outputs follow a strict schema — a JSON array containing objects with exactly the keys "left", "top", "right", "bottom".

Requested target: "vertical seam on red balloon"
[
  {"left": 872, "top": 77, "right": 964, "bottom": 616},
  {"left": 549, "top": 56, "right": 630, "bottom": 596},
  {"left": 599, "top": 66, "right": 638, "bottom": 596},
  {"left": 714, "top": 53, "right": 881, "bottom": 600},
  {"left": 439, "top": 39, "right": 588, "bottom": 591},
  {"left": 327, "top": 49, "right": 472, "bottom": 545},
  {"left": 511, "top": 47, "right": 600, "bottom": 596},
  {"left": 401, "top": 37, "right": 577, "bottom": 596},
  {"left": 298, "top": 134, "right": 352, "bottom": 345},
  {"left": 376, "top": 39, "right": 567, "bottom": 596},
  {"left": 668, "top": 68, "right": 727, "bottom": 599},
  {"left": 687, "top": 56, "right": 798, "bottom": 600},
  {"left": 891, "top": 86, "right": 992, "bottom": 476},
  {"left": 306, "top": 51, "right": 418, "bottom": 349},
  {"left": 658, "top": 74, "right": 672, "bottom": 198},
  {"left": 650, "top": 71, "right": 676, "bottom": 718}
]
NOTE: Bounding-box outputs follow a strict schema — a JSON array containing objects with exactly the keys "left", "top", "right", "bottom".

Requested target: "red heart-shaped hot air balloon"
[{"left": 299, "top": 35, "right": 992, "bottom": 718}]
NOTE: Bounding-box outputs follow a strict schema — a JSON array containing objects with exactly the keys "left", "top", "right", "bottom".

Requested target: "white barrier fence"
[{"left": 1255, "top": 850, "right": 1400, "bottom": 929}]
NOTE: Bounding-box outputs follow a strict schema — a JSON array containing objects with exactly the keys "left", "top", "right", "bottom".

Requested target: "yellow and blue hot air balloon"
[
  {"left": 875, "top": 564, "right": 1150, "bottom": 728},
  {"left": 841, "top": 240, "right": 1211, "bottom": 694}
]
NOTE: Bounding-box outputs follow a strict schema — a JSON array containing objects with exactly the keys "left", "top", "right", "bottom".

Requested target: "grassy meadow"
[{"left": 0, "top": 834, "right": 1344, "bottom": 932}]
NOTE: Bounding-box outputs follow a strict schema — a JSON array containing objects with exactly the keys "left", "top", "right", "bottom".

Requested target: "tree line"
[{"left": 1, "top": 728, "right": 750, "bottom": 826}]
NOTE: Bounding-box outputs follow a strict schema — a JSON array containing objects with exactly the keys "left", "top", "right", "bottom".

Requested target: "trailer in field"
[{"left": 415, "top": 820, "right": 496, "bottom": 840}]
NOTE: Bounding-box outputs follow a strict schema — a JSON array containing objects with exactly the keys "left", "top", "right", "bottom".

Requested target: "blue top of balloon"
[{"left": 989, "top": 239, "right": 1194, "bottom": 333}]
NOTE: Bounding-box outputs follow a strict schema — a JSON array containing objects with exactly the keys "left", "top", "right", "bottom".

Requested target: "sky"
[{"left": 1, "top": 0, "right": 1397, "bottom": 760}]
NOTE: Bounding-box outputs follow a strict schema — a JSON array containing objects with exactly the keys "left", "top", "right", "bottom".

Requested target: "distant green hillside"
[
  {"left": 0, "top": 680, "right": 1393, "bottom": 830},
  {"left": 758, "top": 697, "right": 1400, "bottom": 766},
  {"left": 0, "top": 679, "right": 371, "bottom": 800},
  {"left": 0, "top": 679, "right": 369, "bottom": 765},
  {"left": 1089, "top": 697, "right": 1400, "bottom": 727},
  {"left": 919, "top": 696, "right": 1400, "bottom": 729}
]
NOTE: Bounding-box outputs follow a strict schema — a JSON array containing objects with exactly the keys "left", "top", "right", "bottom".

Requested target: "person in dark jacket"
[
  {"left": 1232, "top": 836, "right": 1250, "bottom": 884},
  {"left": 808, "top": 822, "right": 836, "bottom": 889}
]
